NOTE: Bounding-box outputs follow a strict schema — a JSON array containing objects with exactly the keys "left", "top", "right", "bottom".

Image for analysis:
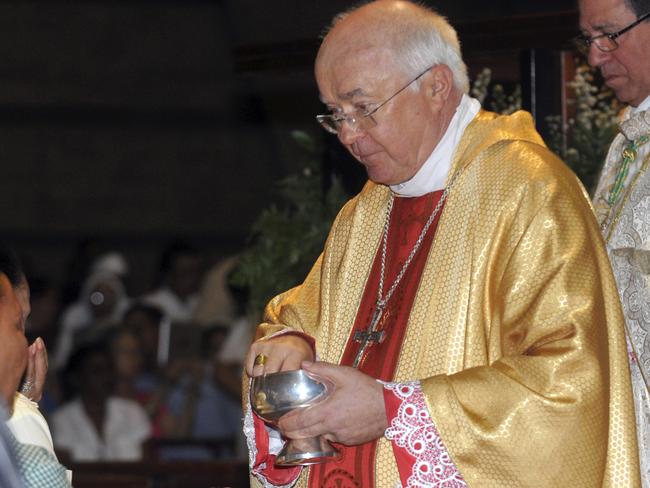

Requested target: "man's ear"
[
  {"left": 0, "top": 273, "right": 12, "bottom": 300},
  {"left": 427, "top": 64, "right": 454, "bottom": 104}
]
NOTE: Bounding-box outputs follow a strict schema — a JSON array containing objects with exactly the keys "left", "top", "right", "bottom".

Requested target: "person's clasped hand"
[{"left": 20, "top": 337, "right": 48, "bottom": 402}]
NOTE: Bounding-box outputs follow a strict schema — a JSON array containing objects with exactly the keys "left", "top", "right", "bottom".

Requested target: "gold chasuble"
[{"left": 249, "top": 110, "right": 640, "bottom": 487}]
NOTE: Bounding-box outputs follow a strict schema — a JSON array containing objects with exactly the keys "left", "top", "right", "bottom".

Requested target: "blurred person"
[
  {"left": 142, "top": 241, "right": 202, "bottom": 323},
  {"left": 122, "top": 302, "right": 217, "bottom": 441},
  {"left": 1, "top": 244, "right": 70, "bottom": 487},
  {"left": 123, "top": 302, "right": 242, "bottom": 447},
  {"left": 109, "top": 325, "right": 176, "bottom": 438},
  {"left": 51, "top": 342, "right": 151, "bottom": 462},
  {"left": 122, "top": 302, "right": 163, "bottom": 381},
  {"left": 244, "top": 1, "right": 639, "bottom": 487},
  {"left": 53, "top": 268, "right": 130, "bottom": 370},
  {"left": 110, "top": 326, "right": 145, "bottom": 399},
  {"left": 217, "top": 275, "right": 253, "bottom": 368},
  {"left": 194, "top": 257, "right": 254, "bottom": 368},
  {"left": 164, "top": 325, "right": 242, "bottom": 459},
  {"left": 193, "top": 255, "right": 239, "bottom": 327},
  {"left": 203, "top": 325, "right": 241, "bottom": 401},
  {"left": 90, "top": 252, "right": 129, "bottom": 280}
]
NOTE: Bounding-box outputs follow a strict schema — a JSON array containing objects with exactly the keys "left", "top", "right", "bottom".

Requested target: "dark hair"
[
  {"left": 0, "top": 243, "right": 24, "bottom": 287},
  {"left": 66, "top": 341, "right": 108, "bottom": 373},
  {"left": 124, "top": 301, "right": 164, "bottom": 325},
  {"left": 107, "top": 324, "right": 139, "bottom": 349},
  {"left": 200, "top": 323, "right": 230, "bottom": 358},
  {"left": 158, "top": 240, "right": 200, "bottom": 275},
  {"left": 61, "top": 341, "right": 110, "bottom": 399},
  {"left": 625, "top": 0, "right": 650, "bottom": 16}
]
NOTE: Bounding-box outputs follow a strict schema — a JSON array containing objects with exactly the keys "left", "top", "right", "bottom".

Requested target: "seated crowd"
[{"left": 11, "top": 239, "right": 251, "bottom": 475}]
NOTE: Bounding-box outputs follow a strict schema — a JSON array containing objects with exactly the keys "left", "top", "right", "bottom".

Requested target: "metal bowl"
[
  {"left": 249, "top": 368, "right": 338, "bottom": 465},
  {"left": 250, "top": 369, "right": 328, "bottom": 422}
]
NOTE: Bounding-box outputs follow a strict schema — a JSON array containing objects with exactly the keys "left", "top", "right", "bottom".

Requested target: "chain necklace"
[{"left": 352, "top": 171, "right": 461, "bottom": 368}]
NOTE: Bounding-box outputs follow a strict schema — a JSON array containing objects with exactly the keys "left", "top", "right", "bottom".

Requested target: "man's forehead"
[
  {"left": 318, "top": 41, "right": 388, "bottom": 70},
  {"left": 316, "top": 46, "right": 396, "bottom": 100},
  {"left": 317, "top": 71, "right": 393, "bottom": 105},
  {"left": 318, "top": 88, "right": 366, "bottom": 104}
]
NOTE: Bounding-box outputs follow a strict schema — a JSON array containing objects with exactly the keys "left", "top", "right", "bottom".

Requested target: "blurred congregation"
[{"left": 21, "top": 239, "right": 251, "bottom": 465}]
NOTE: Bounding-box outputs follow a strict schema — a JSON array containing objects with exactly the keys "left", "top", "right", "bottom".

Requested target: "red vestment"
[{"left": 309, "top": 190, "right": 444, "bottom": 488}]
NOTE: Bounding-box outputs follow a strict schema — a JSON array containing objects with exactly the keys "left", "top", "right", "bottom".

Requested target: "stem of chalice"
[{"left": 250, "top": 369, "right": 339, "bottom": 466}]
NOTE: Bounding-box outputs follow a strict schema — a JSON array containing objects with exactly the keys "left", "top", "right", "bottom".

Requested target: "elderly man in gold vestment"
[{"left": 243, "top": 1, "right": 641, "bottom": 487}]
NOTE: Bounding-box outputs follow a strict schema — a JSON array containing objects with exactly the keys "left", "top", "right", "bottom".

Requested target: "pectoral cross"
[{"left": 352, "top": 305, "right": 388, "bottom": 368}]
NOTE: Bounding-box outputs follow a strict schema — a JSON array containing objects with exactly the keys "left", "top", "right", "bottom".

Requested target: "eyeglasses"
[
  {"left": 316, "top": 66, "right": 432, "bottom": 135},
  {"left": 575, "top": 11, "right": 650, "bottom": 53}
]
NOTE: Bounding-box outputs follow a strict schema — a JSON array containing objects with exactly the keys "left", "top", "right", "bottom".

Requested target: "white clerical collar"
[
  {"left": 632, "top": 94, "right": 650, "bottom": 113},
  {"left": 390, "top": 94, "right": 481, "bottom": 197}
]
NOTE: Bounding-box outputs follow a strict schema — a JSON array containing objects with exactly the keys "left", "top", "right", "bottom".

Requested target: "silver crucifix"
[{"left": 352, "top": 305, "right": 386, "bottom": 368}]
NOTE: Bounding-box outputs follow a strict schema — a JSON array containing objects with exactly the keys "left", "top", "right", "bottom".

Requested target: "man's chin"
[
  {"left": 605, "top": 77, "right": 630, "bottom": 100},
  {"left": 366, "top": 167, "right": 399, "bottom": 186},
  {"left": 365, "top": 166, "right": 389, "bottom": 185}
]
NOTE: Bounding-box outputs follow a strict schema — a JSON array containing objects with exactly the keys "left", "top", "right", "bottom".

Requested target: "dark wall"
[
  {"left": 0, "top": 0, "right": 578, "bottom": 286},
  {"left": 0, "top": 2, "right": 279, "bottom": 237},
  {"left": 0, "top": 1, "right": 309, "bottom": 284}
]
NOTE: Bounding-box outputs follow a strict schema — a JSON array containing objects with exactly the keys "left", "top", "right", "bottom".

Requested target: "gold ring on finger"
[{"left": 254, "top": 353, "right": 268, "bottom": 366}]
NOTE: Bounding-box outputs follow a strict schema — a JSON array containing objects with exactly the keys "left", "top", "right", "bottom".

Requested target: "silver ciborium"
[{"left": 250, "top": 369, "right": 339, "bottom": 466}]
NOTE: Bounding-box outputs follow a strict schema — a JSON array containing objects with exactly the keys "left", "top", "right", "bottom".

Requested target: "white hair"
[
  {"left": 326, "top": 1, "right": 470, "bottom": 93},
  {"left": 394, "top": 8, "right": 469, "bottom": 93}
]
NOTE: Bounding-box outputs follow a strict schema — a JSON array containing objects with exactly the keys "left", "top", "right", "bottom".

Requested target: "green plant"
[
  {"left": 470, "top": 67, "right": 522, "bottom": 115},
  {"left": 229, "top": 130, "right": 349, "bottom": 316},
  {"left": 546, "top": 62, "right": 622, "bottom": 193}
]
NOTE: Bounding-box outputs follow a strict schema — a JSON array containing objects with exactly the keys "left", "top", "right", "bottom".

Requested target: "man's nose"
[{"left": 337, "top": 120, "right": 364, "bottom": 146}]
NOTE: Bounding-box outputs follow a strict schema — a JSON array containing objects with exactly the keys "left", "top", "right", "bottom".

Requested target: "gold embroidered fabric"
[{"left": 249, "top": 110, "right": 640, "bottom": 487}]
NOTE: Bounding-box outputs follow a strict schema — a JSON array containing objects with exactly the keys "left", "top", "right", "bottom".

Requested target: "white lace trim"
[
  {"left": 384, "top": 381, "right": 467, "bottom": 488},
  {"left": 244, "top": 402, "right": 260, "bottom": 472}
]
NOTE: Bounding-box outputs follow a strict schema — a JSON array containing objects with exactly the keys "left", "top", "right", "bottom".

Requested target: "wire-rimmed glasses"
[
  {"left": 575, "top": 11, "right": 650, "bottom": 53},
  {"left": 316, "top": 66, "right": 432, "bottom": 135}
]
